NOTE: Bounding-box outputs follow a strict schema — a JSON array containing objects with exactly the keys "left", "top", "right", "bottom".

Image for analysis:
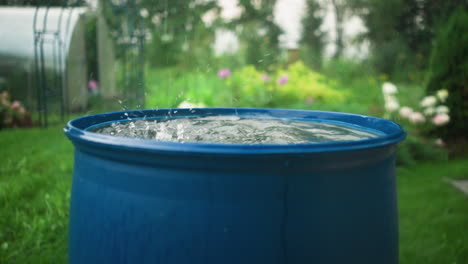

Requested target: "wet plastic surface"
[{"left": 65, "top": 108, "right": 405, "bottom": 264}]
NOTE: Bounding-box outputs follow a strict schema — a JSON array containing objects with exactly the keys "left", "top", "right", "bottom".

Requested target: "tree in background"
[
  {"left": 350, "top": 0, "right": 410, "bottom": 75},
  {"left": 139, "top": 0, "right": 219, "bottom": 68},
  {"left": 0, "top": 0, "right": 86, "bottom": 5},
  {"left": 351, "top": 0, "right": 465, "bottom": 76},
  {"left": 100, "top": 0, "right": 219, "bottom": 68},
  {"left": 426, "top": 6, "right": 468, "bottom": 144},
  {"left": 232, "top": 0, "right": 282, "bottom": 69},
  {"left": 300, "top": 0, "right": 325, "bottom": 69},
  {"left": 329, "top": 0, "right": 350, "bottom": 59}
]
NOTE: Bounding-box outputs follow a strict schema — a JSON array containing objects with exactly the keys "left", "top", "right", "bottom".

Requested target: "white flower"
[
  {"left": 152, "top": 15, "right": 161, "bottom": 25},
  {"left": 385, "top": 100, "right": 400, "bottom": 112},
  {"left": 399, "top": 106, "right": 413, "bottom": 118},
  {"left": 434, "top": 138, "right": 445, "bottom": 147},
  {"left": 202, "top": 9, "right": 217, "bottom": 27},
  {"left": 382, "top": 82, "right": 398, "bottom": 95},
  {"left": 409, "top": 112, "right": 426, "bottom": 124},
  {"left": 161, "top": 34, "right": 173, "bottom": 42},
  {"left": 424, "top": 107, "right": 435, "bottom": 116},
  {"left": 436, "top": 105, "right": 449, "bottom": 114},
  {"left": 437, "top": 89, "right": 448, "bottom": 102},
  {"left": 139, "top": 8, "right": 149, "bottom": 18},
  {"left": 383, "top": 94, "right": 397, "bottom": 103},
  {"left": 432, "top": 113, "right": 450, "bottom": 126},
  {"left": 420, "top": 96, "right": 437, "bottom": 108}
]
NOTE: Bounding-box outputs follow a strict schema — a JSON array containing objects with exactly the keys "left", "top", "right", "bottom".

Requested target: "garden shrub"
[
  {"left": 426, "top": 7, "right": 468, "bottom": 141},
  {"left": 370, "top": 38, "right": 411, "bottom": 77},
  {"left": 0, "top": 91, "right": 32, "bottom": 129},
  {"left": 145, "top": 62, "right": 347, "bottom": 108},
  {"left": 227, "top": 66, "right": 274, "bottom": 107},
  {"left": 380, "top": 82, "right": 449, "bottom": 166},
  {"left": 273, "top": 61, "right": 346, "bottom": 105},
  {"left": 396, "top": 134, "right": 448, "bottom": 167}
]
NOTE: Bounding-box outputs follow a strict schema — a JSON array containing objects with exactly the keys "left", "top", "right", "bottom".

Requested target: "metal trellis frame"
[{"left": 32, "top": 0, "right": 78, "bottom": 127}]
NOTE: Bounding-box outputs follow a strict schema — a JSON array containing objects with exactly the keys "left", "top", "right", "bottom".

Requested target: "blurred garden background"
[{"left": 0, "top": 0, "right": 467, "bottom": 263}]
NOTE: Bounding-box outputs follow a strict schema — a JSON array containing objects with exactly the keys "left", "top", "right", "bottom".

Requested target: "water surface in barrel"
[{"left": 91, "top": 115, "right": 381, "bottom": 144}]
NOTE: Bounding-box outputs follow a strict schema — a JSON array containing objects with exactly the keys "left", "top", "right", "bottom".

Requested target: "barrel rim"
[{"left": 64, "top": 108, "right": 406, "bottom": 155}]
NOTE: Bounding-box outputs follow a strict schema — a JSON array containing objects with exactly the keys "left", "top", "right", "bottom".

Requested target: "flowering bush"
[
  {"left": 273, "top": 62, "right": 346, "bottom": 105},
  {"left": 88, "top": 80, "right": 99, "bottom": 95},
  {"left": 381, "top": 82, "right": 449, "bottom": 164},
  {"left": 223, "top": 65, "right": 273, "bottom": 107},
  {"left": 0, "top": 91, "right": 32, "bottom": 129},
  {"left": 426, "top": 7, "right": 468, "bottom": 142},
  {"left": 215, "top": 61, "right": 346, "bottom": 107},
  {"left": 382, "top": 82, "right": 450, "bottom": 129}
]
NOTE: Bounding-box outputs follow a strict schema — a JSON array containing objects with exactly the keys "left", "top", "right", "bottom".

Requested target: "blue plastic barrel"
[{"left": 64, "top": 108, "right": 405, "bottom": 264}]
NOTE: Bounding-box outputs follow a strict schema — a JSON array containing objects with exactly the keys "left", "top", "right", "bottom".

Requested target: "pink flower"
[
  {"left": 261, "top": 73, "right": 270, "bottom": 82},
  {"left": 305, "top": 97, "right": 314, "bottom": 105},
  {"left": 12, "top": 100, "right": 21, "bottom": 109},
  {"left": 88, "top": 80, "right": 99, "bottom": 91},
  {"left": 218, "top": 68, "right": 231, "bottom": 80},
  {"left": 432, "top": 113, "right": 450, "bottom": 126},
  {"left": 409, "top": 112, "right": 425, "bottom": 124},
  {"left": 277, "top": 74, "right": 289, "bottom": 86}
]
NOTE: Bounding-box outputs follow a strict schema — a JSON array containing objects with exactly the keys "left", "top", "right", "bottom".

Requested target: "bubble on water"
[{"left": 91, "top": 116, "right": 380, "bottom": 144}]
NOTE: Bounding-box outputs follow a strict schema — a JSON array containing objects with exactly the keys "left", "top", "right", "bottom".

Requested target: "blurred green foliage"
[
  {"left": 350, "top": 0, "right": 464, "bottom": 77},
  {"left": 225, "top": 65, "right": 274, "bottom": 107},
  {"left": 396, "top": 134, "right": 448, "bottom": 167},
  {"left": 233, "top": 0, "right": 282, "bottom": 69},
  {"left": 427, "top": 7, "right": 468, "bottom": 141},
  {"left": 274, "top": 61, "right": 345, "bottom": 104},
  {"left": 84, "top": 15, "right": 98, "bottom": 82},
  {"left": 300, "top": 0, "right": 326, "bottom": 69},
  {"left": 145, "top": 61, "right": 347, "bottom": 109}
]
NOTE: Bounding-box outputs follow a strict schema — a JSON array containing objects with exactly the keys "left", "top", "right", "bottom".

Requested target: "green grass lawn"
[{"left": 0, "top": 126, "right": 467, "bottom": 263}]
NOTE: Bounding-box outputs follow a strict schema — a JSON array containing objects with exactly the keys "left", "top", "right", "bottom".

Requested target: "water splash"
[{"left": 91, "top": 116, "right": 380, "bottom": 144}]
